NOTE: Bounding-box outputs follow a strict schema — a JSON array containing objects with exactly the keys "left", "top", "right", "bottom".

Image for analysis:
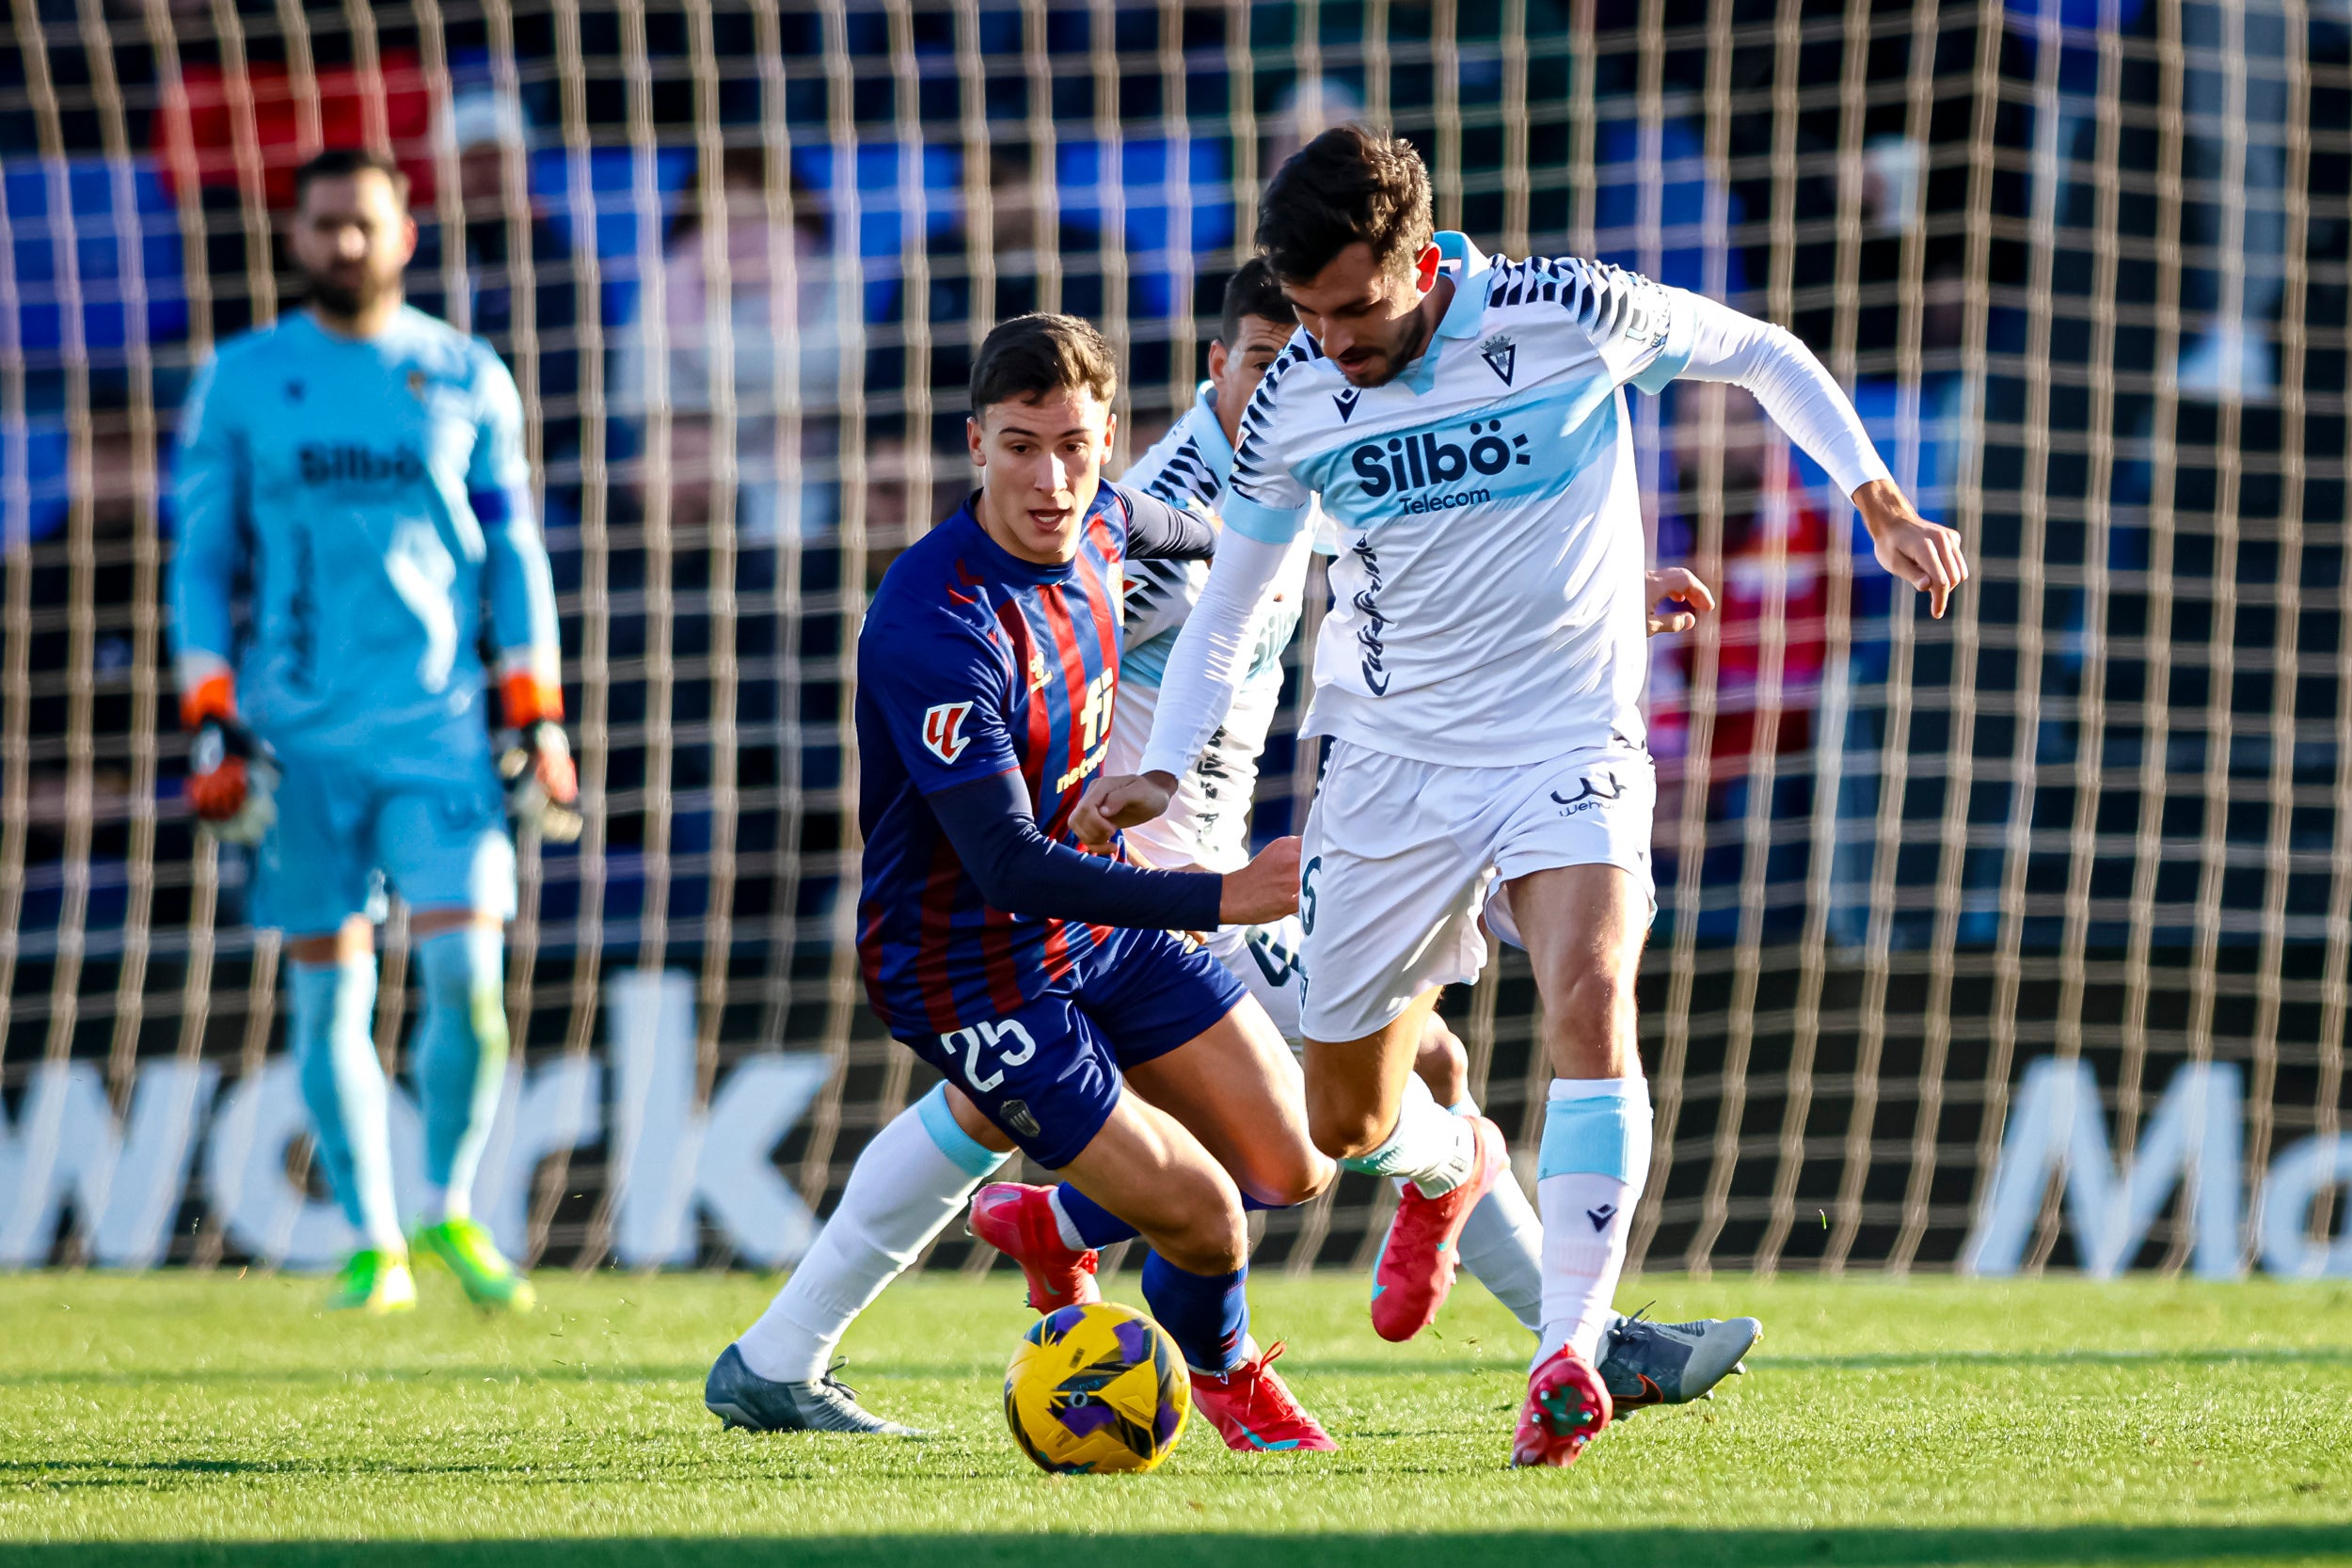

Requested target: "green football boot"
[
  {"left": 326, "top": 1248, "right": 417, "bottom": 1314},
  {"left": 412, "top": 1216, "right": 538, "bottom": 1312}
]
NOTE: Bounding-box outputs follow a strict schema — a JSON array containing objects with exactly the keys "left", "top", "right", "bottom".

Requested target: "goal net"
[{"left": 0, "top": 0, "right": 2341, "bottom": 1279}]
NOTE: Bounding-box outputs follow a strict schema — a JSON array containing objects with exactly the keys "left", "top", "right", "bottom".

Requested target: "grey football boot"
[
  {"left": 1594, "top": 1310, "right": 1761, "bottom": 1414},
  {"left": 705, "top": 1345, "right": 920, "bottom": 1435}
]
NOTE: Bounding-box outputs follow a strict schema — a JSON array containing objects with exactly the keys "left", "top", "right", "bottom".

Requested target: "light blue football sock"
[
  {"left": 413, "top": 926, "right": 511, "bottom": 1223},
  {"left": 290, "top": 956, "right": 404, "bottom": 1253},
  {"left": 1536, "top": 1076, "right": 1653, "bottom": 1364}
]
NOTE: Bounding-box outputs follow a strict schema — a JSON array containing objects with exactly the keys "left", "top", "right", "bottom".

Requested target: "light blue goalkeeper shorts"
[{"left": 250, "top": 751, "right": 516, "bottom": 936}]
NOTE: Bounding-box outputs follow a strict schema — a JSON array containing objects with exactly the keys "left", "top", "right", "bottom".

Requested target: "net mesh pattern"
[{"left": 0, "top": 0, "right": 2344, "bottom": 1275}]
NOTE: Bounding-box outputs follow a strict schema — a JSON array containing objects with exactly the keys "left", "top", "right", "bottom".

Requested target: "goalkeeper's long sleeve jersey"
[{"left": 168, "top": 305, "right": 560, "bottom": 784}]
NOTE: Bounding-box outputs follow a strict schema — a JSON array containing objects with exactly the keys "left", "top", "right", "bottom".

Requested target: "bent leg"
[
  {"left": 1508, "top": 862, "right": 1654, "bottom": 1364},
  {"left": 1121, "top": 998, "right": 1332, "bottom": 1209},
  {"left": 1056, "top": 1088, "right": 1254, "bottom": 1374}
]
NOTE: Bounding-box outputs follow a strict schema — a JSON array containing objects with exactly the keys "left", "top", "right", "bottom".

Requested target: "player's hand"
[
  {"left": 1855, "top": 478, "right": 1969, "bottom": 619},
  {"left": 187, "top": 716, "right": 279, "bottom": 846},
  {"left": 1073, "top": 770, "right": 1177, "bottom": 848},
  {"left": 1645, "top": 566, "right": 1717, "bottom": 635},
  {"left": 500, "top": 720, "right": 583, "bottom": 845},
  {"left": 1219, "top": 835, "right": 1302, "bottom": 926}
]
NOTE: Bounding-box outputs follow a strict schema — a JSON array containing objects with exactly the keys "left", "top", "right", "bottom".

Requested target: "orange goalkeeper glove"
[
  {"left": 498, "top": 668, "right": 581, "bottom": 845},
  {"left": 181, "top": 672, "right": 279, "bottom": 846}
]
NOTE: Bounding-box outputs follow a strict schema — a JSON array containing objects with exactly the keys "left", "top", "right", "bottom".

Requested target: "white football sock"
[
  {"left": 1406, "top": 1096, "right": 1542, "bottom": 1335},
  {"left": 733, "top": 1085, "right": 1008, "bottom": 1383},
  {"left": 1047, "top": 1188, "right": 1089, "bottom": 1252},
  {"left": 1458, "top": 1158, "right": 1545, "bottom": 1335},
  {"left": 1535, "top": 1076, "right": 1652, "bottom": 1366},
  {"left": 1341, "top": 1070, "right": 1476, "bottom": 1197}
]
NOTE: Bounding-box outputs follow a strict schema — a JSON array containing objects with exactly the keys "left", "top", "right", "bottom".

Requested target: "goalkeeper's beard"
[{"left": 304, "top": 266, "right": 399, "bottom": 323}]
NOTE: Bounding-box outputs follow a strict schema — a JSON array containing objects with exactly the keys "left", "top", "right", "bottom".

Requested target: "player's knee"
[
  {"left": 1305, "top": 1091, "right": 1390, "bottom": 1163},
  {"left": 1545, "top": 967, "right": 1640, "bottom": 1068},
  {"left": 1150, "top": 1170, "right": 1248, "bottom": 1275},
  {"left": 1234, "top": 1144, "right": 1333, "bottom": 1209}
]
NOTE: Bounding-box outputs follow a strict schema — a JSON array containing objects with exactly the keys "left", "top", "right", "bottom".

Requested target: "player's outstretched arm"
[
  {"left": 1102, "top": 528, "right": 1297, "bottom": 844},
  {"left": 930, "top": 769, "right": 1283, "bottom": 929},
  {"left": 1651, "top": 286, "right": 1969, "bottom": 617}
]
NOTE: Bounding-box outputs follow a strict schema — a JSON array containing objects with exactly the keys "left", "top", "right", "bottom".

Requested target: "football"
[{"left": 1003, "top": 1302, "right": 1190, "bottom": 1474}]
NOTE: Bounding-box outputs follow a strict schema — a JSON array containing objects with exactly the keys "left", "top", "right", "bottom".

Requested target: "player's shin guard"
[
  {"left": 290, "top": 957, "right": 405, "bottom": 1254},
  {"left": 414, "top": 927, "right": 509, "bottom": 1222},
  {"left": 1139, "top": 1250, "right": 1248, "bottom": 1376},
  {"left": 1535, "top": 1077, "right": 1653, "bottom": 1365},
  {"left": 735, "top": 1085, "right": 1009, "bottom": 1383}
]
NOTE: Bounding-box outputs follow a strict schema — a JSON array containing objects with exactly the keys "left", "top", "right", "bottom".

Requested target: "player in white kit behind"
[{"left": 1081, "top": 127, "right": 1968, "bottom": 1465}]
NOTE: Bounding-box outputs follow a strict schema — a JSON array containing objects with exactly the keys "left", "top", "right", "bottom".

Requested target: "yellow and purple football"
[{"left": 1003, "top": 1301, "right": 1189, "bottom": 1474}]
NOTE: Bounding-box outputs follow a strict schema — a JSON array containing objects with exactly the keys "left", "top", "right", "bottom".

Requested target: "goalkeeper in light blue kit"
[{"left": 169, "top": 150, "right": 579, "bottom": 1314}]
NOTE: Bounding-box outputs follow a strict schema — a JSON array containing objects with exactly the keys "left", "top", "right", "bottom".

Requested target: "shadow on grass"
[{"left": 4, "top": 1529, "right": 2351, "bottom": 1568}]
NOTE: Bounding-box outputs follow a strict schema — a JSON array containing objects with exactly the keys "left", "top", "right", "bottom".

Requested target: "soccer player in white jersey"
[
  {"left": 1081, "top": 127, "right": 1968, "bottom": 1466},
  {"left": 703, "top": 261, "right": 1743, "bottom": 1435},
  {"left": 171, "top": 150, "right": 579, "bottom": 1315}
]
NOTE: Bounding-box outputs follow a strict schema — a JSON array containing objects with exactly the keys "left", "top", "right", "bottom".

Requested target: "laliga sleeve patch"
[{"left": 923, "top": 701, "right": 975, "bottom": 764}]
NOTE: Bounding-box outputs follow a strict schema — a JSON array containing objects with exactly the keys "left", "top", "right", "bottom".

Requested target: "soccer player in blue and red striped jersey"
[{"left": 706, "top": 313, "right": 1338, "bottom": 1451}]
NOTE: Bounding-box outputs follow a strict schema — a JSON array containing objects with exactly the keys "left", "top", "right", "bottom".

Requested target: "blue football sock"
[
  {"left": 413, "top": 927, "right": 511, "bottom": 1222},
  {"left": 1053, "top": 1183, "right": 1292, "bottom": 1249},
  {"left": 289, "top": 956, "right": 405, "bottom": 1253},
  {"left": 1054, "top": 1183, "right": 1137, "bottom": 1247},
  {"left": 1140, "top": 1250, "right": 1249, "bottom": 1375}
]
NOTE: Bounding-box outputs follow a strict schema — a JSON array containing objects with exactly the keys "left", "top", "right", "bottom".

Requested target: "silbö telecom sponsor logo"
[{"left": 1350, "top": 419, "right": 1532, "bottom": 515}]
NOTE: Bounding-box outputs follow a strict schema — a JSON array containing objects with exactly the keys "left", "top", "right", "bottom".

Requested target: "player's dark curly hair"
[
  {"left": 1256, "top": 125, "right": 1434, "bottom": 285},
  {"left": 969, "top": 313, "right": 1119, "bottom": 414},
  {"left": 294, "top": 147, "right": 410, "bottom": 209},
  {"left": 1216, "top": 256, "right": 1295, "bottom": 347}
]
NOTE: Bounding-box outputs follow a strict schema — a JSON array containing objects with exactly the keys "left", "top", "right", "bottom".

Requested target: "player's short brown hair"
[
  {"left": 1216, "top": 256, "right": 1295, "bottom": 347},
  {"left": 969, "top": 313, "right": 1119, "bottom": 415},
  {"left": 293, "top": 148, "right": 411, "bottom": 210},
  {"left": 1257, "top": 124, "right": 1434, "bottom": 286}
]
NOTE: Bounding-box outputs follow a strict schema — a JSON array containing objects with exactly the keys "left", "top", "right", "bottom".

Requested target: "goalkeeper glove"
[
  {"left": 498, "top": 666, "right": 582, "bottom": 845},
  {"left": 181, "top": 672, "right": 279, "bottom": 847}
]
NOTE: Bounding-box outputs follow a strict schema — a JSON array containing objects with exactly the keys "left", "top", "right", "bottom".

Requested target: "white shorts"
[
  {"left": 1295, "top": 739, "right": 1656, "bottom": 1043},
  {"left": 1205, "top": 915, "right": 1306, "bottom": 1041}
]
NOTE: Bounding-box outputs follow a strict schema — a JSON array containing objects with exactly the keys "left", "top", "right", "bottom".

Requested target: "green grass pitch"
[{"left": 4, "top": 1271, "right": 2349, "bottom": 1567}]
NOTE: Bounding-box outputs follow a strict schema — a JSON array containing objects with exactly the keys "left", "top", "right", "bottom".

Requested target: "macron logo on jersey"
[{"left": 923, "top": 702, "right": 974, "bottom": 764}]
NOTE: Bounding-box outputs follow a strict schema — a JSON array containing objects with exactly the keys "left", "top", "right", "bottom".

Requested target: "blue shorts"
[
  {"left": 899, "top": 926, "right": 1248, "bottom": 1169},
  {"left": 251, "top": 752, "right": 516, "bottom": 936}
]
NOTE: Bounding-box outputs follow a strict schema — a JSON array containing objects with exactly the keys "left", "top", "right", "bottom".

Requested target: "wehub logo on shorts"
[{"left": 1348, "top": 419, "right": 1533, "bottom": 515}]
